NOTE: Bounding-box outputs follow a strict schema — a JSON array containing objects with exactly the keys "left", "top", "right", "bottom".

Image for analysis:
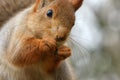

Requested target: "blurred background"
[{"left": 68, "top": 0, "right": 120, "bottom": 80}]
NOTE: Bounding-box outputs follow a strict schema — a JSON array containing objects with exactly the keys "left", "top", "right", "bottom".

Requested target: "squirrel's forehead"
[{"left": 47, "top": 0, "right": 74, "bottom": 12}]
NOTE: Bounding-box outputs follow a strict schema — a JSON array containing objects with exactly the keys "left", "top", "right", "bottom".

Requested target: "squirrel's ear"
[
  {"left": 33, "top": 0, "right": 41, "bottom": 12},
  {"left": 69, "top": 0, "right": 83, "bottom": 11}
]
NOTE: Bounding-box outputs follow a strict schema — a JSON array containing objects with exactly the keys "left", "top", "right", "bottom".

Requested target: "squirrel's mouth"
[
  {"left": 55, "top": 36, "right": 68, "bottom": 46},
  {"left": 55, "top": 36, "right": 66, "bottom": 42}
]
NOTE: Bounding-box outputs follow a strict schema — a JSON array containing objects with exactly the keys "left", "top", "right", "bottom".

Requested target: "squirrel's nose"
[{"left": 55, "top": 36, "right": 66, "bottom": 42}]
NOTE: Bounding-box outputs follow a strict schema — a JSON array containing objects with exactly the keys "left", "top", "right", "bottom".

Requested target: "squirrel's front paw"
[
  {"left": 56, "top": 45, "right": 71, "bottom": 60},
  {"left": 40, "top": 45, "right": 71, "bottom": 73},
  {"left": 40, "top": 36, "right": 57, "bottom": 53}
]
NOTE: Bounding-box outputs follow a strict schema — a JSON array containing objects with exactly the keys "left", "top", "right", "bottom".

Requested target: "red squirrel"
[{"left": 0, "top": 0, "right": 83, "bottom": 80}]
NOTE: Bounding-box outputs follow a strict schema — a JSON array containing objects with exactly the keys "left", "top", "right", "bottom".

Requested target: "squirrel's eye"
[{"left": 46, "top": 9, "right": 53, "bottom": 18}]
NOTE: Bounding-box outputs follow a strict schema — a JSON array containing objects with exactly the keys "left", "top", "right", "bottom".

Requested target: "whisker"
[
  {"left": 69, "top": 34, "right": 94, "bottom": 46},
  {"left": 66, "top": 36, "right": 91, "bottom": 65}
]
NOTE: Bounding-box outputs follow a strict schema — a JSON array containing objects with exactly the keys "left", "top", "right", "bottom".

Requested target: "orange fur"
[
  {"left": 69, "top": 0, "right": 83, "bottom": 10},
  {"left": 6, "top": 0, "right": 82, "bottom": 72},
  {"left": 7, "top": 35, "right": 71, "bottom": 72},
  {"left": 41, "top": 45, "right": 71, "bottom": 73}
]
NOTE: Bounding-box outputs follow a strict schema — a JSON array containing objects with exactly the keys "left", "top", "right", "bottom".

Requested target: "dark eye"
[{"left": 46, "top": 9, "right": 53, "bottom": 18}]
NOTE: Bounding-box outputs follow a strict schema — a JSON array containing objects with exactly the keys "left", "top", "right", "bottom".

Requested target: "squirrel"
[{"left": 0, "top": 0, "right": 83, "bottom": 80}]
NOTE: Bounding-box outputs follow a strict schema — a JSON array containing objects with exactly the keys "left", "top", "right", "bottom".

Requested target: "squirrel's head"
[{"left": 27, "top": 0, "right": 83, "bottom": 46}]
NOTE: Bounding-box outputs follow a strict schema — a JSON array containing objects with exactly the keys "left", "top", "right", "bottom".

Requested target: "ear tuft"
[
  {"left": 33, "top": 0, "right": 41, "bottom": 12},
  {"left": 69, "top": 0, "right": 83, "bottom": 11}
]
